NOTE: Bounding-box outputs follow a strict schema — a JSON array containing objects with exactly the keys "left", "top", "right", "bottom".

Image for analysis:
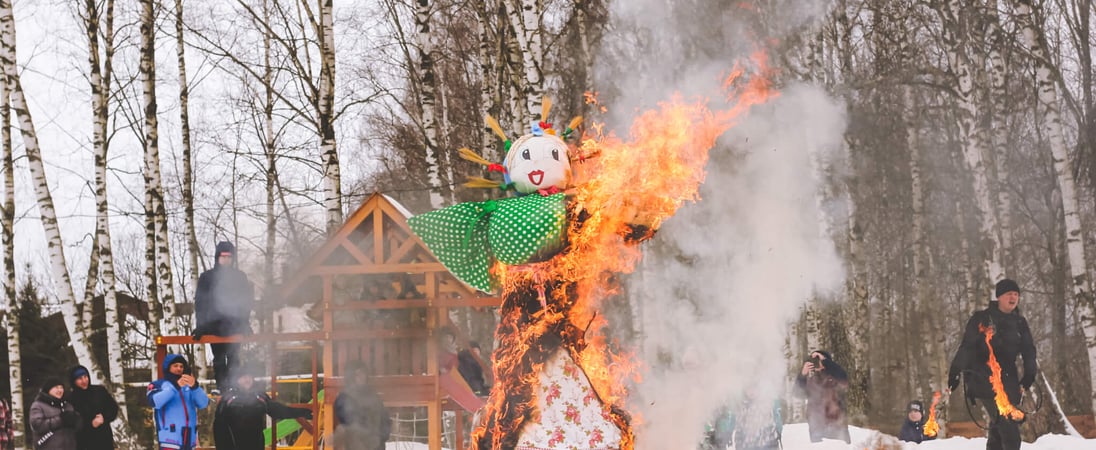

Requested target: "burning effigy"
[{"left": 408, "top": 59, "right": 773, "bottom": 450}]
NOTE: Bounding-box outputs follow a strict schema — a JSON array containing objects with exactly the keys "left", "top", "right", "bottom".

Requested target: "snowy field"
[
  {"left": 781, "top": 423, "right": 1096, "bottom": 450},
  {"left": 377, "top": 423, "right": 1096, "bottom": 449},
  {"left": 379, "top": 423, "right": 1096, "bottom": 450}
]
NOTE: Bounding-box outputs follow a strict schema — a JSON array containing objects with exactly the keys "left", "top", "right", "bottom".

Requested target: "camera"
[{"left": 811, "top": 356, "right": 823, "bottom": 370}]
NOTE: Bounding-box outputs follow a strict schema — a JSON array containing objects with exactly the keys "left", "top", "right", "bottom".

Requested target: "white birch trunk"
[
  {"left": 503, "top": 0, "right": 543, "bottom": 121},
  {"left": 942, "top": 0, "right": 1004, "bottom": 285},
  {"left": 139, "top": 0, "right": 181, "bottom": 336},
  {"left": 318, "top": 0, "right": 343, "bottom": 233},
  {"left": 985, "top": 0, "right": 1013, "bottom": 259},
  {"left": 476, "top": 0, "right": 498, "bottom": 162},
  {"left": 85, "top": 1, "right": 138, "bottom": 444},
  {"left": 262, "top": 0, "right": 276, "bottom": 317},
  {"left": 0, "top": 25, "right": 22, "bottom": 447},
  {"left": 416, "top": 0, "right": 444, "bottom": 208},
  {"left": 174, "top": 0, "right": 207, "bottom": 369},
  {"left": 0, "top": 0, "right": 106, "bottom": 385},
  {"left": 175, "top": 0, "right": 202, "bottom": 293},
  {"left": 81, "top": 234, "right": 99, "bottom": 331},
  {"left": 1013, "top": 0, "right": 1096, "bottom": 416}
]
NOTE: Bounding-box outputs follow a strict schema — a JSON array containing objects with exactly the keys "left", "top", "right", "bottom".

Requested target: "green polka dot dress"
[{"left": 407, "top": 193, "right": 568, "bottom": 292}]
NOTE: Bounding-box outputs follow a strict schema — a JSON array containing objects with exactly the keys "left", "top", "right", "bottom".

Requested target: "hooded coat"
[
  {"left": 65, "top": 366, "right": 118, "bottom": 450},
  {"left": 194, "top": 241, "right": 254, "bottom": 337},
  {"left": 212, "top": 376, "right": 311, "bottom": 450},
  {"left": 148, "top": 354, "right": 210, "bottom": 449},
  {"left": 795, "top": 353, "right": 850, "bottom": 443},
  {"left": 30, "top": 382, "right": 79, "bottom": 450}
]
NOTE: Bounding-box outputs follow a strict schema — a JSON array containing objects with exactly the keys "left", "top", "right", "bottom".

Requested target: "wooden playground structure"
[{"left": 156, "top": 193, "right": 501, "bottom": 450}]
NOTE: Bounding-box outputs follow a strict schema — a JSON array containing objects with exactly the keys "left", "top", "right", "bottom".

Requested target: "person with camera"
[
  {"left": 795, "top": 350, "right": 850, "bottom": 443},
  {"left": 148, "top": 354, "right": 210, "bottom": 450},
  {"left": 30, "top": 377, "right": 80, "bottom": 450}
]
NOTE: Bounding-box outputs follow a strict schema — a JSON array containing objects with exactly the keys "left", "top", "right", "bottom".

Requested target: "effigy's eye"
[
  {"left": 551, "top": 149, "right": 559, "bottom": 161},
  {"left": 522, "top": 149, "right": 531, "bottom": 160}
]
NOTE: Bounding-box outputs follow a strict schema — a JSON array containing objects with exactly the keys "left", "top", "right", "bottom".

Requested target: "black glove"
[
  {"left": 295, "top": 408, "right": 313, "bottom": 420},
  {"left": 192, "top": 324, "right": 209, "bottom": 341},
  {"left": 60, "top": 410, "right": 79, "bottom": 427},
  {"left": 1020, "top": 374, "right": 1034, "bottom": 390}
]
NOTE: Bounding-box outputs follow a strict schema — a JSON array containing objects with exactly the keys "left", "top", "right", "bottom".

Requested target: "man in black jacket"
[
  {"left": 194, "top": 241, "right": 255, "bottom": 392},
  {"left": 948, "top": 278, "right": 1038, "bottom": 450},
  {"left": 66, "top": 365, "right": 119, "bottom": 450},
  {"left": 213, "top": 365, "right": 312, "bottom": 450}
]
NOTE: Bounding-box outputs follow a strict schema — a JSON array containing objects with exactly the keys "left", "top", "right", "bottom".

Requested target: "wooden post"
[{"left": 322, "top": 275, "right": 335, "bottom": 446}]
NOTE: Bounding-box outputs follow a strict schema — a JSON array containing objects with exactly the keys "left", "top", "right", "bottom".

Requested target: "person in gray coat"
[{"left": 30, "top": 377, "right": 80, "bottom": 450}]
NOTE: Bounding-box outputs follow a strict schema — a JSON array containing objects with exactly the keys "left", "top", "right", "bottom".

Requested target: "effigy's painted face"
[{"left": 505, "top": 134, "right": 572, "bottom": 194}]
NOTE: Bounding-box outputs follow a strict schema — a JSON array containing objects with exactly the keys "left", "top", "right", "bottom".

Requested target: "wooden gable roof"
[{"left": 277, "top": 193, "right": 485, "bottom": 308}]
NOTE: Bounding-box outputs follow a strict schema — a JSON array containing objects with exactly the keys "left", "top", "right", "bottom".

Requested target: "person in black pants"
[
  {"left": 213, "top": 365, "right": 312, "bottom": 450},
  {"left": 948, "top": 278, "right": 1038, "bottom": 450},
  {"left": 193, "top": 240, "right": 254, "bottom": 392},
  {"left": 65, "top": 366, "right": 119, "bottom": 450}
]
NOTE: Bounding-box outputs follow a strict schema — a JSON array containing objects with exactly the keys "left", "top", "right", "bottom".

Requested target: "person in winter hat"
[
  {"left": 947, "top": 278, "right": 1037, "bottom": 450},
  {"left": 213, "top": 362, "right": 313, "bottom": 450},
  {"left": 898, "top": 400, "right": 936, "bottom": 443},
  {"left": 333, "top": 360, "right": 391, "bottom": 450},
  {"left": 795, "top": 350, "right": 850, "bottom": 443},
  {"left": 193, "top": 240, "right": 255, "bottom": 391},
  {"left": 148, "top": 354, "right": 209, "bottom": 450},
  {"left": 65, "top": 365, "right": 119, "bottom": 450},
  {"left": 30, "top": 377, "right": 80, "bottom": 450}
]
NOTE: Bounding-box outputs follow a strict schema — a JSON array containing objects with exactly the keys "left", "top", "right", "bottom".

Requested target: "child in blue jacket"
[{"left": 148, "top": 354, "right": 209, "bottom": 450}]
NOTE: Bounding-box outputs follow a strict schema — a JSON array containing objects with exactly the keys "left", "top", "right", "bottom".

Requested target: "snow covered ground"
[
  {"left": 379, "top": 423, "right": 1096, "bottom": 450},
  {"left": 780, "top": 423, "right": 1096, "bottom": 449}
]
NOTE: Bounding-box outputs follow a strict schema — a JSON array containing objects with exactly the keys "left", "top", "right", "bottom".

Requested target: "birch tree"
[
  {"left": 140, "top": 0, "right": 182, "bottom": 335},
  {"left": 317, "top": 0, "right": 343, "bottom": 232},
  {"left": 983, "top": 0, "right": 1014, "bottom": 262},
  {"left": 0, "top": 21, "right": 22, "bottom": 447},
  {"left": 503, "top": 0, "right": 545, "bottom": 126},
  {"left": 0, "top": 0, "right": 108, "bottom": 388},
  {"left": 416, "top": 0, "right": 445, "bottom": 208},
  {"left": 938, "top": 0, "right": 1004, "bottom": 287},
  {"left": 83, "top": 0, "right": 141, "bottom": 444},
  {"left": 175, "top": 0, "right": 202, "bottom": 292},
  {"left": 1013, "top": 0, "right": 1096, "bottom": 415}
]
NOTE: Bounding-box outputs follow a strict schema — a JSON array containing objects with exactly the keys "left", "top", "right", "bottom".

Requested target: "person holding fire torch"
[{"left": 947, "top": 278, "right": 1037, "bottom": 450}]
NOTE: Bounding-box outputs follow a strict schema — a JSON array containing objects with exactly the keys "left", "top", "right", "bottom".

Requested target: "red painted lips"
[{"left": 528, "top": 170, "right": 544, "bottom": 185}]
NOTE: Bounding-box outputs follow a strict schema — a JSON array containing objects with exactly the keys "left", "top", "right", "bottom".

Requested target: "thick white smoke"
[
  {"left": 627, "top": 84, "right": 848, "bottom": 448},
  {"left": 590, "top": 2, "right": 846, "bottom": 446}
]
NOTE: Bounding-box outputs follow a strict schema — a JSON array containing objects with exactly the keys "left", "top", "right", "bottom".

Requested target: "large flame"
[
  {"left": 978, "top": 324, "right": 1025, "bottom": 422},
  {"left": 923, "top": 390, "right": 941, "bottom": 437},
  {"left": 472, "top": 53, "right": 777, "bottom": 450}
]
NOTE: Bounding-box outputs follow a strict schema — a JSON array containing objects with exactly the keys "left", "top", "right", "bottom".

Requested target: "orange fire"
[
  {"left": 978, "top": 324, "right": 1025, "bottom": 422},
  {"left": 471, "top": 53, "right": 777, "bottom": 450},
  {"left": 923, "top": 390, "right": 941, "bottom": 437}
]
